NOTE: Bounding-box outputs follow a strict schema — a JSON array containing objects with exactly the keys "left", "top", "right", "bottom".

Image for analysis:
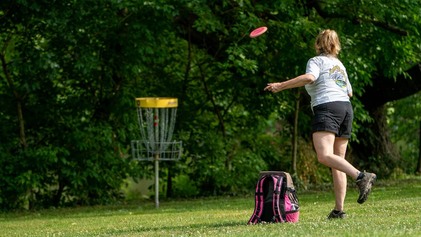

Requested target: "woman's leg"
[
  {"left": 314, "top": 131, "right": 377, "bottom": 207},
  {"left": 332, "top": 137, "right": 349, "bottom": 212},
  {"left": 312, "top": 131, "right": 359, "bottom": 179}
]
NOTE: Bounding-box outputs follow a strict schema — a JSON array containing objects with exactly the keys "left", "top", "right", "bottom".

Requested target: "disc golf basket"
[{"left": 131, "top": 97, "right": 182, "bottom": 208}]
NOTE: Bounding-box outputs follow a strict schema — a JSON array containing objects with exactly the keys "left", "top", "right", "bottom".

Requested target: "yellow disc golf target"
[{"left": 131, "top": 97, "right": 182, "bottom": 208}]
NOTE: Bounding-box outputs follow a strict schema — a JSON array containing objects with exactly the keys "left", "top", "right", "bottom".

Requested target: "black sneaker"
[
  {"left": 356, "top": 172, "right": 377, "bottom": 204},
  {"left": 327, "top": 210, "right": 346, "bottom": 219}
]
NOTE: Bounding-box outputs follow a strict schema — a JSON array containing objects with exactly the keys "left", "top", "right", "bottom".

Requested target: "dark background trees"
[{"left": 1, "top": 0, "right": 420, "bottom": 210}]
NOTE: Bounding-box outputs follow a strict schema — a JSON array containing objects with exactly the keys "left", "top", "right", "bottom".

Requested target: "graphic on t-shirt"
[{"left": 329, "top": 65, "right": 347, "bottom": 90}]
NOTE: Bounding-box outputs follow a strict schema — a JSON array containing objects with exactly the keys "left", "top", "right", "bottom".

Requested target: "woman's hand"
[{"left": 264, "top": 82, "right": 283, "bottom": 93}]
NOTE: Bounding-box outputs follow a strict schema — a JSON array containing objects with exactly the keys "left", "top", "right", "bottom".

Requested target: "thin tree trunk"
[
  {"left": 1, "top": 49, "right": 27, "bottom": 149},
  {"left": 416, "top": 120, "right": 421, "bottom": 174},
  {"left": 166, "top": 165, "right": 173, "bottom": 198},
  {"left": 199, "top": 66, "right": 225, "bottom": 137},
  {"left": 292, "top": 90, "right": 300, "bottom": 175}
]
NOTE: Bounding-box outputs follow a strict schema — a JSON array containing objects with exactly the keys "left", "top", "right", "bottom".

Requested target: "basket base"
[{"left": 131, "top": 140, "right": 182, "bottom": 161}]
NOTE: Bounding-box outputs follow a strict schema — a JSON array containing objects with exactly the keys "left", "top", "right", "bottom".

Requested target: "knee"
[{"left": 317, "top": 154, "right": 329, "bottom": 165}]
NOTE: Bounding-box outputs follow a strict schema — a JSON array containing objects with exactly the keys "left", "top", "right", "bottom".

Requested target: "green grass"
[{"left": 1, "top": 178, "right": 421, "bottom": 237}]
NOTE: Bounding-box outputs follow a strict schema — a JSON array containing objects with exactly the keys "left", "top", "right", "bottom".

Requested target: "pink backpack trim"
[{"left": 247, "top": 171, "right": 299, "bottom": 224}]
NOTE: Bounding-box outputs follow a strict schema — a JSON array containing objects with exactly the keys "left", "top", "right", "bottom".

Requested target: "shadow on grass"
[{"left": 103, "top": 219, "right": 247, "bottom": 235}]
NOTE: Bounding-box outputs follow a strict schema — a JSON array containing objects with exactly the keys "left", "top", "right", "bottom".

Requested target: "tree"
[
  {"left": 1, "top": 0, "right": 421, "bottom": 209},
  {"left": 353, "top": 65, "right": 421, "bottom": 176},
  {"left": 172, "top": 0, "right": 421, "bottom": 178},
  {"left": 0, "top": 0, "right": 163, "bottom": 209}
]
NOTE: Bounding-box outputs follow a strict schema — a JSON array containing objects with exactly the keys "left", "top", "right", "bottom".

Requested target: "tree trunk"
[
  {"left": 292, "top": 90, "right": 300, "bottom": 175},
  {"left": 351, "top": 64, "right": 421, "bottom": 178},
  {"left": 361, "top": 64, "right": 421, "bottom": 109},
  {"left": 1, "top": 52, "right": 28, "bottom": 149},
  {"left": 352, "top": 106, "right": 400, "bottom": 177},
  {"left": 166, "top": 165, "right": 173, "bottom": 198},
  {"left": 417, "top": 120, "right": 421, "bottom": 174},
  {"left": 351, "top": 105, "right": 400, "bottom": 178}
]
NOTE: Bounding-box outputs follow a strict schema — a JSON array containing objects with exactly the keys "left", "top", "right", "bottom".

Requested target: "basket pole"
[{"left": 154, "top": 153, "right": 159, "bottom": 208}]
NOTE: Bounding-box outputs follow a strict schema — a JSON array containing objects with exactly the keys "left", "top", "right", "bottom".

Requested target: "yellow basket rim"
[{"left": 135, "top": 97, "right": 178, "bottom": 108}]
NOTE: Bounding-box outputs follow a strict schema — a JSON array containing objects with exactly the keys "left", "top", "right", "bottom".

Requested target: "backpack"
[{"left": 247, "top": 171, "right": 300, "bottom": 224}]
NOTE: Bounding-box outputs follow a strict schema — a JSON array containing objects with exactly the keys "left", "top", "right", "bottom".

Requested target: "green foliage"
[
  {"left": 0, "top": 0, "right": 142, "bottom": 209},
  {"left": 172, "top": 174, "right": 200, "bottom": 197},
  {"left": 176, "top": 129, "right": 269, "bottom": 196},
  {"left": 1, "top": 0, "right": 421, "bottom": 209}
]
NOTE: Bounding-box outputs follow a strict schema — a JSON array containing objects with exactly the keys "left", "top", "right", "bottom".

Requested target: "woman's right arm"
[{"left": 264, "top": 73, "right": 315, "bottom": 93}]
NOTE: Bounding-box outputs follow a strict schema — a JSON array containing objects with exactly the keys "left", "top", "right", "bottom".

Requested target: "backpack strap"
[
  {"left": 247, "top": 175, "right": 267, "bottom": 224},
  {"left": 272, "top": 175, "right": 285, "bottom": 223},
  {"left": 279, "top": 175, "right": 288, "bottom": 222}
]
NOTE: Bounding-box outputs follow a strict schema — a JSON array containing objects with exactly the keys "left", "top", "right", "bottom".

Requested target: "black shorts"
[{"left": 311, "top": 101, "right": 353, "bottom": 138}]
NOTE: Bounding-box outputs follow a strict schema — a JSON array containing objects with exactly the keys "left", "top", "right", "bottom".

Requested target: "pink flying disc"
[{"left": 249, "top": 26, "right": 268, "bottom": 38}]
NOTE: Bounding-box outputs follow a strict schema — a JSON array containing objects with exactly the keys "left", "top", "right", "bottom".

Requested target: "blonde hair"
[{"left": 315, "top": 29, "right": 341, "bottom": 56}]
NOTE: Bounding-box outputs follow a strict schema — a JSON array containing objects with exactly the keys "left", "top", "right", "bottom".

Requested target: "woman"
[{"left": 264, "top": 29, "right": 376, "bottom": 219}]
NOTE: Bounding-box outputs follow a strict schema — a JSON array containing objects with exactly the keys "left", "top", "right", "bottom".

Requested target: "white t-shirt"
[{"left": 305, "top": 55, "right": 352, "bottom": 108}]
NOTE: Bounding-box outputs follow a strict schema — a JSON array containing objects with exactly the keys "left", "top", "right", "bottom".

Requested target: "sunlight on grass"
[{"left": 1, "top": 178, "right": 420, "bottom": 236}]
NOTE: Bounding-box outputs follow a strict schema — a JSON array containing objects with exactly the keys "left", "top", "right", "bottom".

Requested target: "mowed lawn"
[{"left": 1, "top": 178, "right": 420, "bottom": 237}]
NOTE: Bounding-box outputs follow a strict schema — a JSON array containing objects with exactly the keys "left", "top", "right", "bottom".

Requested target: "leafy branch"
[{"left": 308, "top": 0, "right": 408, "bottom": 36}]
